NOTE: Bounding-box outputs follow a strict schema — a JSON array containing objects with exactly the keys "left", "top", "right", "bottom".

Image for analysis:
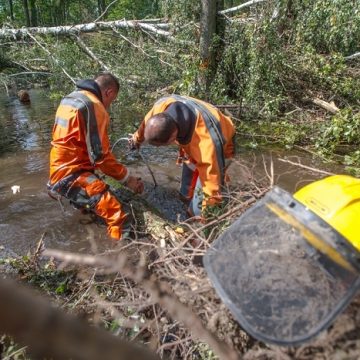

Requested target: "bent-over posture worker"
[
  {"left": 48, "top": 73, "right": 144, "bottom": 240},
  {"left": 131, "top": 95, "right": 235, "bottom": 217}
]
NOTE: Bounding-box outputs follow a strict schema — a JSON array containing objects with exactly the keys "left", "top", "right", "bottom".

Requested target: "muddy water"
[{"left": 0, "top": 90, "right": 345, "bottom": 257}]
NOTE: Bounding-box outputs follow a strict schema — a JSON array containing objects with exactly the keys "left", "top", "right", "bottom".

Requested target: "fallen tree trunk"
[
  {"left": 0, "top": 19, "right": 172, "bottom": 40},
  {"left": 219, "top": 0, "right": 267, "bottom": 15}
]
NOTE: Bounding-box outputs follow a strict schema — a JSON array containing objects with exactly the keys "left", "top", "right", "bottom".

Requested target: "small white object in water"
[{"left": 11, "top": 185, "right": 20, "bottom": 194}]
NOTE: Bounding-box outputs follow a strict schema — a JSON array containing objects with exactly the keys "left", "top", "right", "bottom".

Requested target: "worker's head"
[
  {"left": 144, "top": 113, "right": 178, "bottom": 146},
  {"left": 94, "top": 72, "right": 119, "bottom": 109}
]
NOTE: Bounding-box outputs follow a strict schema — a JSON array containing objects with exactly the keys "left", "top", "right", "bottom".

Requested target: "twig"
[
  {"left": 278, "top": 158, "right": 335, "bottom": 176},
  {"left": 219, "top": 0, "right": 267, "bottom": 15},
  {"left": 94, "top": 0, "right": 119, "bottom": 22},
  {"left": 73, "top": 35, "right": 110, "bottom": 71},
  {"left": 26, "top": 31, "right": 75, "bottom": 84},
  {"left": 42, "top": 248, "right": 240, "bottom": 360}
]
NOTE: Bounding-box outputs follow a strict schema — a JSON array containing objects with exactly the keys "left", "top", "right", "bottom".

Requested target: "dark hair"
[
  {"left": 94, "top": 72, "right": 120, "bottom": 92},
  {"left": 145, "top": 113, "right": 178, "bottom": 144}
]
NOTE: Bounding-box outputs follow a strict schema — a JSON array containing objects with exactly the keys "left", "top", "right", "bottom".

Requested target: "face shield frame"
[{"left": 204, "top": 187, "right": 360, "bottom": 346}]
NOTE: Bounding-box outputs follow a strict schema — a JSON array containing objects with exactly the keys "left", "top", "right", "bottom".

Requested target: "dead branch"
[
  {"left": 345, "top": 52, "right": 360, "bottom": 61},
  {"left": 26, "top": 31, "right": 76, "bottom": 84},
  {"left": 0, "top": 277, "right": 159, "bottom": 360},
  {"left": 94, "top": 0, "right": 119, "bottom": 22},
  {"left": 278, "top": 158, "right": 335, "bottom": 176},
  {"left": 219, "top": 0, "right": 267, "bottom": 15},
  {"left": 73, "top": 35, "right": 110, "bottom": 71},
  {"left": 42, "top": 248, "right": 240, "bottom": 360},
  {"left": 0, "top": 19, "right": 174, "bottom": 40}
]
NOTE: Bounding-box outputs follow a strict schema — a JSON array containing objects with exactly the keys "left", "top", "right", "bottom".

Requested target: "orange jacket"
[
  {"left": 134, "top": 95, "right": 235, "bottom": 206},
  {"left": 49, "top": 89, "right": 128, "bottom": 185}
]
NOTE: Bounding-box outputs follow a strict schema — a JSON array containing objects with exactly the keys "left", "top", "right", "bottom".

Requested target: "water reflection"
[{"left": 0, "top": 89, "right": 55, "bottom": 153}]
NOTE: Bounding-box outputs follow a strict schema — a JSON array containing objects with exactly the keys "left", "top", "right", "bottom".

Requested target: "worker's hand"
[
  {"left": 128, "top": 134, "right": 141, "bottom": 151},
  {"left": 125, "top": 176, "right": 144, "bottom": 194}
]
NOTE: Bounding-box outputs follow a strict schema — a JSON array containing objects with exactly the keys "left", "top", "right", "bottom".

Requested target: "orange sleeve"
[{"left": 94, "top": 112, "right": 129, "bottom": 183}]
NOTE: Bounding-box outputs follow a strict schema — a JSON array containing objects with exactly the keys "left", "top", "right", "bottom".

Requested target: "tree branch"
[
  {"left": 73, "top": 35, "right": 110, "bottom": 71},
  {"left": 42, "top": 248, "right": 240, "bottom": 360},
  {"left": 345, "top": 52, "right": 360, "bottom": 61},
  {"left": 219, "top": 0, "right": 267, "bottom": 15},
  {"left": 26, "top": 31, "right": 76, "bottom": 84},
  {"left": 0, "top": 20, "right": 173, "bottom": 40}
]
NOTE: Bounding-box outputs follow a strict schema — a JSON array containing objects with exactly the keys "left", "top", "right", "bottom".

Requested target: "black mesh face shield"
[{"left": 204, "top": 187, "right": 360, "bottom": 345}]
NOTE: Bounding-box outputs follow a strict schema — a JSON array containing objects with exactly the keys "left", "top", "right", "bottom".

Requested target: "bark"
[
  {"left": 8, "top": 0, "right": 14, "bottom": 21},
  {"left": 0, "top": 20, "right": 173, "bottom": 40},
  {"left": 29, "top": 0, "right": 37, "bottom": 27},
  {"left": 219, "top": 0, "right": 267, "bottom": 15},
  {"left": 0, "top": 277, "right": 159, "bottom": 360},
  {"left": 22, "top": 0, "right": 30, "bottom": 27},
  {"left": 199, "top": 0, "right": 217, "bottom": 94}
]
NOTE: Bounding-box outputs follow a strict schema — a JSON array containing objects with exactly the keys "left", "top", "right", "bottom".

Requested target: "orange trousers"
[{"left": 52, "top": 172, "right": 128, "bottom": 240}]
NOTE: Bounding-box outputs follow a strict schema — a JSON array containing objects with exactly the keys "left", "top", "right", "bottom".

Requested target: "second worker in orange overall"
[{"left": 131, "top": 95, "right": 235, "bottom": 218}]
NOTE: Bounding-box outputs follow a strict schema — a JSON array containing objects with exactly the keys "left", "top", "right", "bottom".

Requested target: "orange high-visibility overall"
[
  {"left": 133, "top": 95, "right": 235, "bottom": 215},
  {"left": 49, "top": 87, "right": 129, "bottom": 240}
]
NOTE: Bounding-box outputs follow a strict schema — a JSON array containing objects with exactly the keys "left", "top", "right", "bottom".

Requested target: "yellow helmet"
[{"left": 294, "top": 175, "right": 360, "bottom": 253}]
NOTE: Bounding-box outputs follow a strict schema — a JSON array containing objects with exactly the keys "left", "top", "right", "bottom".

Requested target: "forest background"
[{"left": 0, "top": 0, "right": 359, "bottom": 172}]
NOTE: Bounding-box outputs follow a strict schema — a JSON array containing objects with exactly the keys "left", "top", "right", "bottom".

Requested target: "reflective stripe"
[
  {"left": 55, "top": 116, "right": 68, "bottom": 128},
  {"left": 158, "top": 95, "right": 226, "bottom": 185},
  {"left": 61, "top": 91, "right": 103, "bottom": 165},
  {"left": 83, "top": 173, "right": 99, "bottom": 184}
]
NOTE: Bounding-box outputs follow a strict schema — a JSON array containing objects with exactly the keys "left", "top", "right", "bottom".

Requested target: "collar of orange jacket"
[
  {"left": 164, "top": 101, "right": 196, "bottom": 145},
  {"left": 76, "top": 79, "right": 103, "bottom": 103}
]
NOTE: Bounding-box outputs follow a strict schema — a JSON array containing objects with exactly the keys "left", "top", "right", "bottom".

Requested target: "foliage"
[
  {"left": 0, "top": 0, "right": 360, "bottom": 165},
  {"left": 316, "top": 110, "right": 360, "bottom": 151},
  {"left": 7, "top": 255, "right": 76, "bottom": 296},
  {"left": 314, "top": 109, "right": 360, "bottom": 168},
  {"left": 107, "top": 0, "right": 159, "bottom": 20},
  {"left": 293, "top": 0, "right": 360, "bottom": 55}
]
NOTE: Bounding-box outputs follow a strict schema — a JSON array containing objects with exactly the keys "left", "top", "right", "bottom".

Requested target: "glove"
[
  {"left": 128, "top": 134, "right": 141, "bottom": 151},
  {"left": 125, "top": 176, "right": 144, "bottom": 194}
]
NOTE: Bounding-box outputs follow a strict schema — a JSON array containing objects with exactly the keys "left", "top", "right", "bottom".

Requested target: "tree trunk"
[
  {"left": 22, "top": 0, "right": 31, "bottom": 27},
  {"left": 98, "top": 0, "right": 106, "bottom": 16},
  {"left": 199, "top": 0, "right": 217, "bottom": 97},
  {"left": 8, "top": 0, "right": 14, "bottom": 21},
  {"left": 0, "top": 20, "right": 174, "bottom": 40},
  {"left": 29, "top": 0, "right": 37, "bottom": 27}
]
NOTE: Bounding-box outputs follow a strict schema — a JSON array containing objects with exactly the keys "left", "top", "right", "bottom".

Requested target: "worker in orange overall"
[
  {"left": 48, "top": 72, "right": 144, "bottom": 240},
  {"left": 131, "top": 95, "right": 235, "bottom": 218}
]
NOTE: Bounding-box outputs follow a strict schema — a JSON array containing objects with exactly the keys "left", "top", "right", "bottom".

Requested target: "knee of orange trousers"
[{"left": 94, "top": 191, "right": 128, "bottom": 240}]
